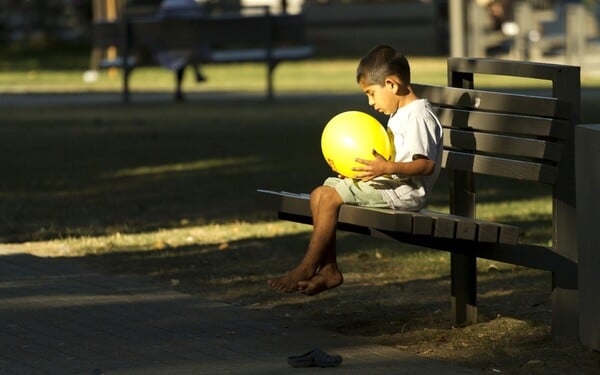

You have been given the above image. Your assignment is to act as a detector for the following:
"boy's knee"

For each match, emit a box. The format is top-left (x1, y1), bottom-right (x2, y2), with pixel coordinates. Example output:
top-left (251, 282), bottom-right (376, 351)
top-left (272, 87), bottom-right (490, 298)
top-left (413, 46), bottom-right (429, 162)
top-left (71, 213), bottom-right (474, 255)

top-left (312, 185), bottom-right (333, 198)
top-left (312, 185), bottom-right (343, 207)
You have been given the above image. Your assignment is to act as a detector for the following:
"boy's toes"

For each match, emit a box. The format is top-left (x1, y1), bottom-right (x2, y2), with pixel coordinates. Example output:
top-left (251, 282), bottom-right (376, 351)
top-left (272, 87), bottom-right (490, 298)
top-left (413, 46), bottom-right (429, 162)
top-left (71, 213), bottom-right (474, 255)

top-left (268, 278), bottom-right (299, 293)
top-left (297, 280), bottom-right (308, 292)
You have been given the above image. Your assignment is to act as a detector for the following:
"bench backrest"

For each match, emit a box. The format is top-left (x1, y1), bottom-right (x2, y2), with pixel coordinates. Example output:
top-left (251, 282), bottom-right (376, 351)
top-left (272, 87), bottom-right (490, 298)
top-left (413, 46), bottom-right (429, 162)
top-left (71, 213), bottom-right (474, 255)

top-left (414, 57), bottom-right (580, 262)
top-left (92, 10), bottom-right (310, 53)
top-left (413, 59), bottom-right (579, 185)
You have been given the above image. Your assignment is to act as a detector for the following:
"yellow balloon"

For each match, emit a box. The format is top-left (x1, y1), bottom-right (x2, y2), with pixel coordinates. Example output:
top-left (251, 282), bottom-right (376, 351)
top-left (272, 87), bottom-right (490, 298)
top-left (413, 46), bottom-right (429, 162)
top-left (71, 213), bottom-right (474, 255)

top-left (321, 111), bottom-right (392, 179)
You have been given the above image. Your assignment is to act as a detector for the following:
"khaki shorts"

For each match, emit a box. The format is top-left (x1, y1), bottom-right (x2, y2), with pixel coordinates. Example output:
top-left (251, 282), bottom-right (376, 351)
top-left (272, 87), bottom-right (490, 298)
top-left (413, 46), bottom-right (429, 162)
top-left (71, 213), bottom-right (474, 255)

top-left (324, 177), bottom-right (389, 208)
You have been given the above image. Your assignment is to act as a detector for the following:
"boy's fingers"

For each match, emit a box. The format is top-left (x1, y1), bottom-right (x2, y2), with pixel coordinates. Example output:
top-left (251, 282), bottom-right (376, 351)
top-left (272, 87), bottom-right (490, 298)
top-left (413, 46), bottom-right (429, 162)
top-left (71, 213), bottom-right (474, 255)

top-left (373, 149), bottom-right (387, 159)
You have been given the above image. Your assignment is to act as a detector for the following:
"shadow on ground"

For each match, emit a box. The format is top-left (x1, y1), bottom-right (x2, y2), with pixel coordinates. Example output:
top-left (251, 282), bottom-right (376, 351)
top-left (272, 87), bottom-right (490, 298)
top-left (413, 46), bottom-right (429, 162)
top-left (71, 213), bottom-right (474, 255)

top-left (0, 96), bottom-right (553, 243)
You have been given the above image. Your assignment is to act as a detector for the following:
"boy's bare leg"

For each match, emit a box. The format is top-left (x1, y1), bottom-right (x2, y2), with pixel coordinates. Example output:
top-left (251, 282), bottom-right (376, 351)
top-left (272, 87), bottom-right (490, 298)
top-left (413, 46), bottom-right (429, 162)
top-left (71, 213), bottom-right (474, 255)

top-left (268, 186), bottom-right (343, 293)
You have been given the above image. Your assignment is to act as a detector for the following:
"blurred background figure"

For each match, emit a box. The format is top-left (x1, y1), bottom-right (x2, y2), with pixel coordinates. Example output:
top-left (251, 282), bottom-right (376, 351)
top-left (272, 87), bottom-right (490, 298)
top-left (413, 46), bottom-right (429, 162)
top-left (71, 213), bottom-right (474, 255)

top-left (155, 0), bottom-right (212, 99)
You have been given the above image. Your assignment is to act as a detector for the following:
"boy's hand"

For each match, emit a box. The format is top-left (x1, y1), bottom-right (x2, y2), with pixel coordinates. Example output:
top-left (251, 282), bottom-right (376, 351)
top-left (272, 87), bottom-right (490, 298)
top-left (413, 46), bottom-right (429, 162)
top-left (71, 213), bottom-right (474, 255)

top-left (353, 149), bottom-right (389, 181)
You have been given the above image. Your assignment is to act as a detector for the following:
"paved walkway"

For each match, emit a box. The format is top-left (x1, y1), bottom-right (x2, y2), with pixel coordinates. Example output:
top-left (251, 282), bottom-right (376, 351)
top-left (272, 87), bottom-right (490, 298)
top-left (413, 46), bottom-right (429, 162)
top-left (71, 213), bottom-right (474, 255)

top-left (0, 250), bottom-right (482, 374)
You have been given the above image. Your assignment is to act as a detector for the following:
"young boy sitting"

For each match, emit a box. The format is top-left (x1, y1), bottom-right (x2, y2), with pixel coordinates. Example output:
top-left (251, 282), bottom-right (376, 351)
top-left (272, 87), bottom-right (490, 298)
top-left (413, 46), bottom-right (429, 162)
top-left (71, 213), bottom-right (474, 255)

top-left (269, 45), bottom-right (443, 296)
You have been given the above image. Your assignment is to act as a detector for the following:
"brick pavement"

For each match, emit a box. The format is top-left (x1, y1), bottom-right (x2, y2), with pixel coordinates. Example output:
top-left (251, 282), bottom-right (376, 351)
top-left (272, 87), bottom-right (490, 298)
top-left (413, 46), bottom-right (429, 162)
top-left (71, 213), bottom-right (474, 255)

top-left (0, 250), bottom-right (482, 374)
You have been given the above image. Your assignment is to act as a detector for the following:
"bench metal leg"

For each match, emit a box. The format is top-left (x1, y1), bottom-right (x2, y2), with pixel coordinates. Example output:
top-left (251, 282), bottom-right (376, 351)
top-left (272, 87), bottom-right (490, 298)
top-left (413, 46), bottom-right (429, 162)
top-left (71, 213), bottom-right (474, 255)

top-left (552, 286), bottom-right (579, 341)
top-left (267, 61), bottom-right (278, 101)
top-left (451, 253), bottom-right (477, 325)
top-left (575, 124), bottom-right (600, 350)
top-left (120, 16), bottom-right (131, 103)
top-left (175, 67), bottom-right (185, 102)
top-left (449, 169), bottom-right (477, 325)
top-left (122, 67), bottom-right (130, 103)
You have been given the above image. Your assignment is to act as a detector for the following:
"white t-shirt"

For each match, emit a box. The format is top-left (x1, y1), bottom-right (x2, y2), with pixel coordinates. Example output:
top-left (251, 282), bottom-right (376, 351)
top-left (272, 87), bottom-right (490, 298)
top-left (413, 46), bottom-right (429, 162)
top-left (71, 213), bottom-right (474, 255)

top-left (375, 99), bottom-right (443, 211)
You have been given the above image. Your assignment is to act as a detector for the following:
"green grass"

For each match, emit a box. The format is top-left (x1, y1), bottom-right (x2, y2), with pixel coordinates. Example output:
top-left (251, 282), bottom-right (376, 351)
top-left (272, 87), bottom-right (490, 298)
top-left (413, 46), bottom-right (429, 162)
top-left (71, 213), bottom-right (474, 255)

top-left (2, 49), bottom-right (600, 94)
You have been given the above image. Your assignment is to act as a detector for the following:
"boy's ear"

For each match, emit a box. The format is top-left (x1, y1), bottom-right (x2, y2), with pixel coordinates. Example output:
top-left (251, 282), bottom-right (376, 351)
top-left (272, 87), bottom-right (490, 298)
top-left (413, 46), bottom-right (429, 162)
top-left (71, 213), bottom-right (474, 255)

top-left (385, 76), bottom-right (410, 96)
top-left (384, 76), bottom-right (406, 95)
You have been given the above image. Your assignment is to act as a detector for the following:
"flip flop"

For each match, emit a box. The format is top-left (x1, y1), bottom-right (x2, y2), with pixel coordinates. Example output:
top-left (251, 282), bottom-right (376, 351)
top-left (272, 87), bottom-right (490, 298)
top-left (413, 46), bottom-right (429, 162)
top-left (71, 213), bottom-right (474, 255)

top-left (287, 347), bottom-right (343, 368)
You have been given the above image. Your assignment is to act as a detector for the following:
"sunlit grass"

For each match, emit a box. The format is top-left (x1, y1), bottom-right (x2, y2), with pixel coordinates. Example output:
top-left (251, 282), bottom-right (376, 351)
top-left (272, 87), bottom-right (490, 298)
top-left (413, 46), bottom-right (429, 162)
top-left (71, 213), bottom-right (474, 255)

top-left (1, 56), bottom-right (598, 94)
top-left (104, 157), bottom-right (263, 178)
top-left (2, 221), bottom-right (311, 257)
top-left (2, 188), bottom-right (552, 259)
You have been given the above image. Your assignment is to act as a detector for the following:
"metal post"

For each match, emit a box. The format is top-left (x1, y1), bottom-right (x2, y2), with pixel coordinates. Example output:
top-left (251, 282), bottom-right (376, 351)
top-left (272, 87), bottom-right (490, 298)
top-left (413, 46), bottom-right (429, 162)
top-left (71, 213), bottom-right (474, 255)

top-left (513, 1), bottom-right (533, 60)
top-left (566, 2), bottom-right (586, 66)
top-left (449, 0), bottom-right (465, 57)
top-left (448, 65), bottom-right (477, 326)
top-left (467, 0), bottom-right (485, 57)
top-left (550, 61), bottom-right (581, 341)
top-left (575, 124), bottom-right (600, 350)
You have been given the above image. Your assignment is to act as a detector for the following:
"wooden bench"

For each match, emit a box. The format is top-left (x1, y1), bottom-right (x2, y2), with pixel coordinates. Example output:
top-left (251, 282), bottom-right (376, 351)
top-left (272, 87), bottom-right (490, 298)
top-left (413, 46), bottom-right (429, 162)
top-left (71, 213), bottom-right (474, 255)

top-left (259, 57), bottom-right (582, 342)
top-left (91, 7), bottom-right (313, 101)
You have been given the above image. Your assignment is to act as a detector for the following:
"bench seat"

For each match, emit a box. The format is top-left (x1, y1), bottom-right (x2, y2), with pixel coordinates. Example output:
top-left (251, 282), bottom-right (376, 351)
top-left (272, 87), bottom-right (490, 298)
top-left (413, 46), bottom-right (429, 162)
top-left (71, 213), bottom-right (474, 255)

top-left (210, 46), bottom-right (314, 64)
top-left (99, 46), bottom-right (314, 69)
top-left (258, 190), bottom-right (520, 245)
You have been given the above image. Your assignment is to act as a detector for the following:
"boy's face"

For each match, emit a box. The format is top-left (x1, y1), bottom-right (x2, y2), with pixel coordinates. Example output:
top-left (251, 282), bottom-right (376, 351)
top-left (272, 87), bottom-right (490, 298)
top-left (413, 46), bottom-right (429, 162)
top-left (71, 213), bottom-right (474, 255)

top-left (359, 75), bottom-right (403, 116)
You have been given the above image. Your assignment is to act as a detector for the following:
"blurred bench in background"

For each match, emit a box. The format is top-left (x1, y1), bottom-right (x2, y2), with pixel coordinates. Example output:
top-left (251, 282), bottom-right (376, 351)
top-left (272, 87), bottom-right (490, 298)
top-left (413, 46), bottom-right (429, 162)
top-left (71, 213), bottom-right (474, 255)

top-left (91, 5), bottom-right (313, 101)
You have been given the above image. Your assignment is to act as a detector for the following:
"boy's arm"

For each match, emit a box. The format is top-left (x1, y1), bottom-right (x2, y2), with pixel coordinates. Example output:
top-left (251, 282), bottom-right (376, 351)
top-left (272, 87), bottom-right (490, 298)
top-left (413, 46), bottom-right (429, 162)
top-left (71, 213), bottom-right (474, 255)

top-left (353, 151), bottom-right (435, 182)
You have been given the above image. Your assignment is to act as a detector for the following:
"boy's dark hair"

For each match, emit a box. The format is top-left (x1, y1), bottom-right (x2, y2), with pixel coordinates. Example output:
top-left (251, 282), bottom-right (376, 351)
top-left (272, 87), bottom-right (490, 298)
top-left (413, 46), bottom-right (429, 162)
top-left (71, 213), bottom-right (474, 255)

top-left (356, 45), bottom-right (411, 86)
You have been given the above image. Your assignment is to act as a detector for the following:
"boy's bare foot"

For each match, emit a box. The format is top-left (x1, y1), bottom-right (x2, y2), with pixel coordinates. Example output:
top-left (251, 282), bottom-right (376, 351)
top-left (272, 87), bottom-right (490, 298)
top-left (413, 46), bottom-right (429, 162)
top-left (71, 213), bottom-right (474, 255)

top-left (268, 267), bottom-right (313, 293)
top-left (297, 264), bottom-right (343, 296)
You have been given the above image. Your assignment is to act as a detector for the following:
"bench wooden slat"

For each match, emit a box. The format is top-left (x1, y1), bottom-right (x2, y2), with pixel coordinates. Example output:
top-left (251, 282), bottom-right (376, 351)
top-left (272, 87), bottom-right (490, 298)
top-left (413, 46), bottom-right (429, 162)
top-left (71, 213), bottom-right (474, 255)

top-left (422, 210), bottom-right (477, 241)
top-left (498, 225), bottom-right (520, 245)
top-left (418, 210), bottom-right (456, 238)
top-left (129, 17), bottom-right (271, 47)
top-left (443, 128), bottom-right (563, 162)
top-left (433, 216), bottom-right (456, 239)
top-left (210, 46), bottom-right (313, 63)
top-left (412, 84), bottom-right (571, 119)
top-left (436, 108), bottom-right (569, 139)
top-left (477, 222), bottom-right (500, 243)
top-left (339, 205), bottom-right (413, 233)
top-left (447, 57), bottom-right (580, 82)
top-left (279, 192), bottom-right (311, 217)
top-left (412, 214), bottom-right (433, 236)
top-left (421, 210), bottom-right (520, 244)
top-left (442, 150), bottom-right (558, 183)
top-left (456, 221), bottom-right (478, 241)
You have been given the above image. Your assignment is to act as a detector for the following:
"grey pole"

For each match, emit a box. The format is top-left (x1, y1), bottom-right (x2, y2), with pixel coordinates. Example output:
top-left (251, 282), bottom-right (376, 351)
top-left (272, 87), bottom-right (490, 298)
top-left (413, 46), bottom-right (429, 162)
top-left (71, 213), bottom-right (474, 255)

top-left (449, 0), bottom-right (465, 57)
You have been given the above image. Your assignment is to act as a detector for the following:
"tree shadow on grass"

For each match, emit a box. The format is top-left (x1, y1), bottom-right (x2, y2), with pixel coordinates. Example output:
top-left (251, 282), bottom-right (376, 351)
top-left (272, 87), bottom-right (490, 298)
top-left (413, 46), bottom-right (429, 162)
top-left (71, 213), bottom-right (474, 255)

top-left (0, 96), bottom-right (553, 244)
top-left (0, 98), bottom-right (337, 242)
